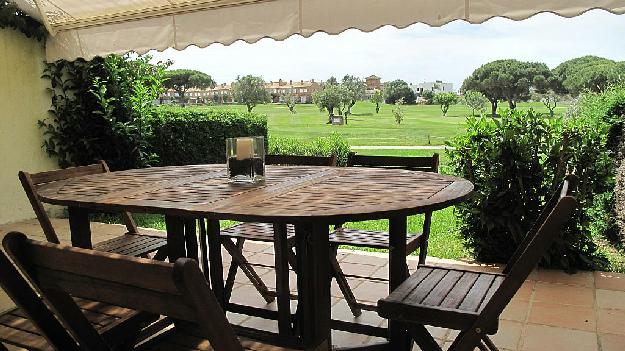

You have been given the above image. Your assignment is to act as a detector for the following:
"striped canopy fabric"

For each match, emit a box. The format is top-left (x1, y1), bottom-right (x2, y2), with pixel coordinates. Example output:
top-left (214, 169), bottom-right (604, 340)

top-left (13, 0), bottom-right (625, 61)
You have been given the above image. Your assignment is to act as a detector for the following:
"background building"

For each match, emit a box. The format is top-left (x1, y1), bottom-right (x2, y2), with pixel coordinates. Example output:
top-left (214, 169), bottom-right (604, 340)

top-left (412, 80), bottom-right (454, 96)
top-left (266, 79), bottom-right (321, 103)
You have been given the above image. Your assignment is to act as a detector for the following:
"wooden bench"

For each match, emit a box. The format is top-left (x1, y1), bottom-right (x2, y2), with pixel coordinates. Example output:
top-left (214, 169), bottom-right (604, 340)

top-left (377, 176), bottom-right (578, 351)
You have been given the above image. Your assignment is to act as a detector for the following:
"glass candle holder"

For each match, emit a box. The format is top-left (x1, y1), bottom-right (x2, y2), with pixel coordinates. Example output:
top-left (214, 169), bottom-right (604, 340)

top-left (226, 136), bottom-right (265, 183)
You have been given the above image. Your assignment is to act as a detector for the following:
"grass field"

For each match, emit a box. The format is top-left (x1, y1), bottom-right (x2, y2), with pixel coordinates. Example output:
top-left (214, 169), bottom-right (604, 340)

top-left (206, 101), bottom-right (569, 146)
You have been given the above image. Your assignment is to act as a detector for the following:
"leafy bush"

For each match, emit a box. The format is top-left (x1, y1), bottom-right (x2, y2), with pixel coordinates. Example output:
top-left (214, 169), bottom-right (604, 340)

top-left (150, 106), bottom-right (268, 166)
top-left (39, 55), bottom-right (169, 170)
top-left (448, 108), bottom-right (614, 271)
top-left (269, 133), bottom-right (351, 166)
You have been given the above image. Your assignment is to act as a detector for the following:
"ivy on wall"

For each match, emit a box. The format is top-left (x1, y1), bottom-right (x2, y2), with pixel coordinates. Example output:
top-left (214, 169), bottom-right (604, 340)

top-left (0, 1), bottom-right (47, 41)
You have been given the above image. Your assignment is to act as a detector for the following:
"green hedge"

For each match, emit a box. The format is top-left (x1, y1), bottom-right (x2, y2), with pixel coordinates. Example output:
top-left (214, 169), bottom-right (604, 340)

top-left (150, 106), bottom-right (268, 166)
top-left (268, 133), bottom-right (351, 166)
top-left (448, 107), bottom-right (614, 271)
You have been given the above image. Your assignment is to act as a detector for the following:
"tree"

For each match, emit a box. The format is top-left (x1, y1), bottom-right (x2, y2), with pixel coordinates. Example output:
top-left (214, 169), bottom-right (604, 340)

top-left (163, 69), bottom-right (215, 105)
top-left (371, 89), bottom-right (384, 113)
top-left (313, 84), bottom-right (346, 123)
top-left (392, 97), bottom-right (405, 125)
top-left (433, 92), bottom-right (459, 116)
top-left (462, 59), bottom-right (551, 116)
top-left (232, 75), bottom-right (270, 112)
top-left (341, 75), bottom-right (366, 115)
top-left (384, 80), bottom-right (416, 104)
top-left (538, 92), bottom-right (558, 118)
top-left (421, 90), bottom-right (435, 105)
top-left (552, 56), bottom-right (625, 95)
top-left (463, 90), bottom-right (488, 116)
top-left (284, 92), bottom-right (297, 114)
top-left (325, 76), bottom-right (339, 86)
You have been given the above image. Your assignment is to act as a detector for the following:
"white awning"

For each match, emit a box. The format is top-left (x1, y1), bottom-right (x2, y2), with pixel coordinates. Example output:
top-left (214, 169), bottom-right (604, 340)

top-left (13, 0), bottom-right (625, 62)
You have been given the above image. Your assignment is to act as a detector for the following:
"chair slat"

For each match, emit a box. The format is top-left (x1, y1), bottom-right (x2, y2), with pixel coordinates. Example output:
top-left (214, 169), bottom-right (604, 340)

top-left (457, 274), bottom-right (497, 312)
top-left (421, 270), bottom-right (464, 307)
top-left (439, 272), bottom-right (480, 309)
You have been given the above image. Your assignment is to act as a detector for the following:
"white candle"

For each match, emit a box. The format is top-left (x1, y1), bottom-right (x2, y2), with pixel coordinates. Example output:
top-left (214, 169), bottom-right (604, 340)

top-left (236, 137), bottom-right (254, 160)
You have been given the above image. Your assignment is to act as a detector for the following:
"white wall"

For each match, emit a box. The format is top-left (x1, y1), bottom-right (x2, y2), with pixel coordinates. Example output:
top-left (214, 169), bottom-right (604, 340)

top-left (0, 27), bottom-right (57, 224)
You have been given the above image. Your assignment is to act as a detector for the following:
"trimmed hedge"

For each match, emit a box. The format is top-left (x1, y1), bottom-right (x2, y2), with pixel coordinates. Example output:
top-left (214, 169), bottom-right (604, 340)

top-left (268, 133), bottom-right (351, 166)
top-left (150, 106), bottom-right (268, 166)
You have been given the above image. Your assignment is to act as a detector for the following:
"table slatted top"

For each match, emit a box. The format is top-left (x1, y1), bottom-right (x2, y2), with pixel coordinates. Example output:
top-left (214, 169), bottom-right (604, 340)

top-left (37, 165), bottom-right (473, 222)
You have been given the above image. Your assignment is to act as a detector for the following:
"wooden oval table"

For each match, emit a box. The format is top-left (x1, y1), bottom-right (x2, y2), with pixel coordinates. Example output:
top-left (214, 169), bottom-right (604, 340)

top-left (37, 164), bottom-right (473, 351)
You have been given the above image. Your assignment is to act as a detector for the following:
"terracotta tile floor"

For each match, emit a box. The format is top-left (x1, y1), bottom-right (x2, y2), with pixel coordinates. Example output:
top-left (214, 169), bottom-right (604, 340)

top-left (2, 218), bottom-right (625, 350)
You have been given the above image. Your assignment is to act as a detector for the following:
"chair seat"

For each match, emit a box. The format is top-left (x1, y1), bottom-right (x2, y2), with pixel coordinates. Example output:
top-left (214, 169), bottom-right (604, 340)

top-left (377, 265), bottom-right (504, 333)
top-left (220, 222), bottom-right (295, 242)
top-left (93, 234), bottom-right (167, 257)
top-left (0, 299), bottom-right (148, 351)
top-left (329, 227), bottom-right (423, 252)
top-left (140, 325), bottom-right (295, 351)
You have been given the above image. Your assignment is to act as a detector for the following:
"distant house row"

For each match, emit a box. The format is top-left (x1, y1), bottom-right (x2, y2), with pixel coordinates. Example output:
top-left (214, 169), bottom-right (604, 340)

top-left (159, 75), bottom-right (453, 105)
top-left (160, 79), bottom-right (322, 105)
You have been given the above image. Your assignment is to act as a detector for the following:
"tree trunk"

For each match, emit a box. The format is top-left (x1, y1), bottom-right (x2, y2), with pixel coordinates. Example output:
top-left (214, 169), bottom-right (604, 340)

top-left (508, 100), bottom-right (516, 110)
top-left (376, 104), bottom-right (380, 114)
top-left (247, 104), bottom-right (253, 112)
top-left (490, 100), bottom-right (498, 117)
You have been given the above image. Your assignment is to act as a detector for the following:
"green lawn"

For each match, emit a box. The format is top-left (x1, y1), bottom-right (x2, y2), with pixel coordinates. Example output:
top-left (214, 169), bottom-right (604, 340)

top-left (206, 101), bottom-right (568, 146)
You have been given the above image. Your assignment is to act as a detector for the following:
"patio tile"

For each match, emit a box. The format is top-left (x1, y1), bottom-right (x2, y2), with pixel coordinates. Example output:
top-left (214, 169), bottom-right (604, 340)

top-left (533, 282), bottom-right (594, 307)
top-left (339, 262), bottom-right (381, 278)
top-left (241, 241), bottom-right (272, 254)
top-left (331, 299), bottom-right (384, 326)
top-left (597, 309), bottom-right (625, 335)
top-left (520, 324), bottom-right (598, 351)
top-left (352, 280), bottom-right (389, 303)
top-left (340, 253), bottom-right (388, 267)
top-left (595, 271), bottom-right (625, 291)
top-left (501, 299), bottom-right (530, 322)
top-left (246, 252), bottom-right (277, 266)
top-left (596, 289), bottom-right (625, 310)
top-left (331, 330), bottom-right (370, 347)
top-left (512, 280), bottom-right (535, 301)
top-left (369, 264), bottom-right (390, 280)
top-left (490, 320), bottom-right (523, 350)
top-left (599, 333), bottom-right (625, 351)
top-left (527, 301), bottom-right (596, 331)
top-left (331, 278), bottom-right (364, 298)
top-left (239, 316), bottom-right (278, 333)
top-left (229, 284), bottom-right (277, 311)
top-left (534, 269), bottom-right (594, 287)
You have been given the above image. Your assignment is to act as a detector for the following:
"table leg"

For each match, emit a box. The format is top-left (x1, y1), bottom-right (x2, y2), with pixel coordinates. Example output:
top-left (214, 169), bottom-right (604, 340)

top-left (68, 207), bottom-right (92, 249)
top-left (184, 218), bottom-right (199, 262)
top-left (165, 215), bottom-right (186, 262)
top-left (273, 223), bottom-right (293, 336)
top-left (198, 219), bottom-right (210, 286)
top-left (388, 215), bottom-right (411, 351)
top-left (206, 219), bottom-right (225, 307)
top-left (294, 222), bottom-right (332, 351)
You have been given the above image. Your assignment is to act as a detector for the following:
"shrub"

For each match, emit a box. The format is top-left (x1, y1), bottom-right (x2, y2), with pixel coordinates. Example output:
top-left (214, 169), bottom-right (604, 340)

top-left (448, 108), bottom-right (613, 271)
top-left (268, 133), bottom-right (351, 166)
top-left (39, 55), bottom-right (169, 170)
top-left (150, 106), bottom-right (268, 166)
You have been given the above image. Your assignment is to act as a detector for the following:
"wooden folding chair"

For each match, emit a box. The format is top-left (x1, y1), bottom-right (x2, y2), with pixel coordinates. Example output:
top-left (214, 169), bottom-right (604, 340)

top-left (330, 154), bottom-right (440, 316)
top-left (19, 161), bottom-right (168, 258)
top-left (0, 235), bottom-right (160, 351)
top-left (2, 232), bottom-right (291, 351)
top-left (377, 176), bottom-right (578, 351)
top-left (219, 154), bottom-right (337, 304)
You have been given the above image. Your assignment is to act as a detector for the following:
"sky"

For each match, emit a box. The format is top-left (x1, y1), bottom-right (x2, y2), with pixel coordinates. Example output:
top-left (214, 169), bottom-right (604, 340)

top-left (149, 10), bottom-right (625, 90)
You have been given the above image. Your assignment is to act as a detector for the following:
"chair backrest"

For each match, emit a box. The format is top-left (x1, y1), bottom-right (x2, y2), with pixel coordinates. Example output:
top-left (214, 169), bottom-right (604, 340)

top-left (347, 153), bottom-right (439, 173)
top-left (2, 232), bottom-right (244, 351)
top-left (0, 243), bottom-right (80, 351)
top-left (265, 154), bottom-right (338, 167)
top-left (19, 160), bottom-right (138, 244)
top-left (474, 176), bottom-right (577, 332)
